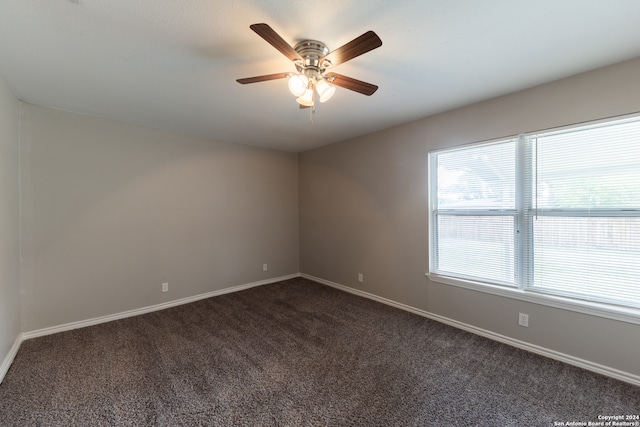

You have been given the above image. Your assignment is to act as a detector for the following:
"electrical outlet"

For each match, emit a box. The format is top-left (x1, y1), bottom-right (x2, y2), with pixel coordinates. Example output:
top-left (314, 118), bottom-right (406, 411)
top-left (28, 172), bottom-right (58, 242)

top-left (263, 263), bottom-right (268, 272)
top-left (358, 273), bottom-right (363, 283)
top-left (162, 282), bottom-right (169, 293)
top-left (518, 313), bottom-right (529, 327)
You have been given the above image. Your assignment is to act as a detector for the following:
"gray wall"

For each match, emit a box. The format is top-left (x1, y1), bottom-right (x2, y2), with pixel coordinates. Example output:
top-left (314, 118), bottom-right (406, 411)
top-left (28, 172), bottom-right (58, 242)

top-left (299, 58), bottom-right (640, 377)
top-left (0, 75), bottom-right (21, 372)
top-left (20, 104), bottom-right (299, 332)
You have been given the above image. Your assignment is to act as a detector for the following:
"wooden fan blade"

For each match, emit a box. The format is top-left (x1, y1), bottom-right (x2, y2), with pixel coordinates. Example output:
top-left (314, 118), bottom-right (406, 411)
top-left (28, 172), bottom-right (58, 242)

top-left (325, 73), bottom-right (378, 96)
top-left (321, 31), bottom-right (382, 67)
top-left (250, 23), bottom-right (302, 62)
top-left (236, 72), bottom-right (289, 84)
top-left (299, 104), bottom-right (311, 109)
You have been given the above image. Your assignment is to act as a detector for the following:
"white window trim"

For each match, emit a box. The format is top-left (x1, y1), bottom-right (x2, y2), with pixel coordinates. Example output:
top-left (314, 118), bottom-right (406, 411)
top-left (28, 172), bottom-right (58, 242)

top-left (426, 272), bottom-right (640, 325)
top-left (427, 114), bottom-right (640, 326)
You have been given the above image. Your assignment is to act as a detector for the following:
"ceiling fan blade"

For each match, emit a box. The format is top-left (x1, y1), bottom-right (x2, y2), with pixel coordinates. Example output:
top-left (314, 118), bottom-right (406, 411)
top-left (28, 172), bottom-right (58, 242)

top-left (325, 73), bottom-right (378, 96)
top-left (236, 72), bottom-right (289, 84)
top-left (250, 23), bottom-right (302, 62)
top-left (321, 31), bottom-right (382, 67)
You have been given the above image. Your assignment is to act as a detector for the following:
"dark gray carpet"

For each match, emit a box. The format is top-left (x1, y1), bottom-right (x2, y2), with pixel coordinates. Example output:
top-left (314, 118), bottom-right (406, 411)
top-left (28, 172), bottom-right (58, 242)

top-left (1, 277), bottom-right (638, 426)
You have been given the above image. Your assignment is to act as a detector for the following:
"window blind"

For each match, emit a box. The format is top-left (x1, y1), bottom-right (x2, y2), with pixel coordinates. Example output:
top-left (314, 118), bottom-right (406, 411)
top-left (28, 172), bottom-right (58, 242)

top-left (432, 139), bottom-right (517, 286)
top-left (430, 115), bottom-right (640, 310)
top-left (528, 117), bottom-right (640, 306)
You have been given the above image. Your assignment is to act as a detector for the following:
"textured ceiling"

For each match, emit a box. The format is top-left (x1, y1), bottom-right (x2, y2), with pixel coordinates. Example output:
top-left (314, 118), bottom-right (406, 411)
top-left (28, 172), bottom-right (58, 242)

top-left (1, 0), bottom-right (640, 152)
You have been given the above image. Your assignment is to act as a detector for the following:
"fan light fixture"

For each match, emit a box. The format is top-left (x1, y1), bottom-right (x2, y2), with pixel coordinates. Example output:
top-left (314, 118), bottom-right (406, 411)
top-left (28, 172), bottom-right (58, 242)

top-left (287, 74), bottom-right (308, 97)
top-left (315, 79), bottom-right (336, 103)
top-left (296, 87), bottom-right (315, 107)
top-left (288, 74), bottom-right (336, 106)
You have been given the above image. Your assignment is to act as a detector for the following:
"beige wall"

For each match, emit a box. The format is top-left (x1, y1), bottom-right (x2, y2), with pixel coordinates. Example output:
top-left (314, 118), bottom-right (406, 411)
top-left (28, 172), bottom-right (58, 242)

top-left (19, 104), bottom-right (299, 332)
top-left (299, 58), bottom-right (640, 377)
top-left (0, 74), bottom-right (21, 374)
top-left (5, 56), bottom-right (640, 381)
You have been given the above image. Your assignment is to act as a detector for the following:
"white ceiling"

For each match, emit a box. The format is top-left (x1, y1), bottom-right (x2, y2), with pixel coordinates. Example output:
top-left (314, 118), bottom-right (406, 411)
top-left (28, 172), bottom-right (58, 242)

top-left (1, 1), bottom-right (640, 152)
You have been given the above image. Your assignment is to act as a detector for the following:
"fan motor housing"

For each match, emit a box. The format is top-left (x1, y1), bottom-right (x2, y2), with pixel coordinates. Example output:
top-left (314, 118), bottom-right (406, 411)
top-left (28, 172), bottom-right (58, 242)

top-left (294, 40), bottom-right (331, 72)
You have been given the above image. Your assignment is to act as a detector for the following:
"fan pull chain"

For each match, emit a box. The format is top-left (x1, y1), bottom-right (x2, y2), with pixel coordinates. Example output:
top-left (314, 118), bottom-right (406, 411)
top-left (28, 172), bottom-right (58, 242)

top-left (309, 105), bottom-right (315, 123)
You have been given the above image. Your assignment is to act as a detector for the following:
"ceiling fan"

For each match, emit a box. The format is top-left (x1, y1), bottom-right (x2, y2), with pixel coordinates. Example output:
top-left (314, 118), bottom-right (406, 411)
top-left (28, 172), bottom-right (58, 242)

top-left (236, 23), bottom-right (382, 108)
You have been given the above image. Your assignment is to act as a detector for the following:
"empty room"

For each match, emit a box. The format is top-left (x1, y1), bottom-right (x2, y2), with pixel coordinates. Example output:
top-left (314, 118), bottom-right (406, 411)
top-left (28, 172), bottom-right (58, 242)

top-left (1, 1), bottom-right (639, 425)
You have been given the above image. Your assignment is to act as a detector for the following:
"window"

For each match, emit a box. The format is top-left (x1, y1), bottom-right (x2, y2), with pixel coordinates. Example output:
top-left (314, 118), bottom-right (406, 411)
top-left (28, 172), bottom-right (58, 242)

top-left (429, 115), bottom-right (640, 317)
top-left (431, 139), bottom-right (518, 286)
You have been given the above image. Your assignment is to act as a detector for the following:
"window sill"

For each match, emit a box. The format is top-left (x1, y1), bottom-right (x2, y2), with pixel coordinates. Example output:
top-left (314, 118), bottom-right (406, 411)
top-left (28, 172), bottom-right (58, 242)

top-left (426, 272), bottom-right (640, 325)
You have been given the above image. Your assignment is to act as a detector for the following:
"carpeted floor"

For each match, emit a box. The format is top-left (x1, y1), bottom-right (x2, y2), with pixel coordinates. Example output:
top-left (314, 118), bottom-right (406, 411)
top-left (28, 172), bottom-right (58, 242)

top-left (1, 277), bottom-right (638, 426)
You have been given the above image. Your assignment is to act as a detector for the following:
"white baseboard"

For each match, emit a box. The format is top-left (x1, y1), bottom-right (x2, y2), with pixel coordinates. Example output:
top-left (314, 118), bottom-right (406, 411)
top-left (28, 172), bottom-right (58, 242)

top-left (0, 333), bottom-right (24, 384)
top-left (22, 273), bottom-right (300, 341)
top-left (10, 272), bottom-right (638, 388)
top-left (301, 273), bottom-right (640, 388)
top-left (4, 274), bottom-right (300, 383)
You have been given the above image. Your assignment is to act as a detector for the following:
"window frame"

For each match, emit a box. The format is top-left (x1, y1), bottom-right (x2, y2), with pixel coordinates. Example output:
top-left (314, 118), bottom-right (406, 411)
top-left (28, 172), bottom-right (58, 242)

top-left (427, 116), bottom-right (640, 325)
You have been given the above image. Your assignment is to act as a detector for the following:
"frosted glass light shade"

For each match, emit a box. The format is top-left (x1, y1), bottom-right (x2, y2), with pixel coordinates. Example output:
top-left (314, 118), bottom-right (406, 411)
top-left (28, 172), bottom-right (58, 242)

top-left (288, 74), bottom-right (309, 97)
top-left (316, 79), bottom-right (335, 103)
top-left (296, 88), bottom-right (314, 106)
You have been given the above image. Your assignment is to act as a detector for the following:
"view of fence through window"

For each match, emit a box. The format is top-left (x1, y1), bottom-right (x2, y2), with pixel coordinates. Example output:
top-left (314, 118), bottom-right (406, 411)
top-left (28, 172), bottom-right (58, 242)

top-left (530, 119), bottom-right (640, 305)
top-left (434, 139), bottom-right (517, 285)
top-left (430, 116), bottom-right (640, 309)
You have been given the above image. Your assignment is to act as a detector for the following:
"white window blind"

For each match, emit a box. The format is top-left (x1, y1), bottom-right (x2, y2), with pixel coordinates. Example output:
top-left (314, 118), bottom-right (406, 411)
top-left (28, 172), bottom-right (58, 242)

top-left (429, 115), bottom-right (640, 311)
top-left (431, 139), bottom-right (518, 286)
top-left (528, 117), bottom-right (640, 306)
